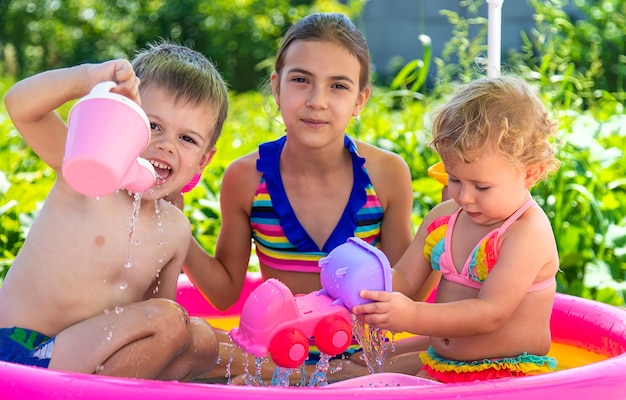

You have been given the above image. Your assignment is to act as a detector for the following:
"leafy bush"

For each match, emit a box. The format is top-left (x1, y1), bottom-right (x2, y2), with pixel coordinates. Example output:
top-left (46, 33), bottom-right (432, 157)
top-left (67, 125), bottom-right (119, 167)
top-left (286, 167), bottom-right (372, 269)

top-left (518, 0), bottom-right (625, 111)
top-left (0, 0), bottom-right (367, 93)
top-left (0, 78), bottom-right (56, 280)
top-left (533, 112), bottom-right (626, 304)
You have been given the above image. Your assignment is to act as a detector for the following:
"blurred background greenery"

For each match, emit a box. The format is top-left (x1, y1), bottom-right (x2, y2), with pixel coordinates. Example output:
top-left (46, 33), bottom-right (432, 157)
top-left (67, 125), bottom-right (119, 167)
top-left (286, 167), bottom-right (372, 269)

top-left (0, 0), bottom-right (625, 305)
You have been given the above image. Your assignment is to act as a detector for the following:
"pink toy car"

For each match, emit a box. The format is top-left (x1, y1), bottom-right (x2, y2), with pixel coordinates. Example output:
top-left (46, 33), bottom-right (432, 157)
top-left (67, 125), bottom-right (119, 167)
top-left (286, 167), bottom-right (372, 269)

top-left (230, 278), bottom-right (352, 368)
top-left (229, 237), bottom-right (391, 369)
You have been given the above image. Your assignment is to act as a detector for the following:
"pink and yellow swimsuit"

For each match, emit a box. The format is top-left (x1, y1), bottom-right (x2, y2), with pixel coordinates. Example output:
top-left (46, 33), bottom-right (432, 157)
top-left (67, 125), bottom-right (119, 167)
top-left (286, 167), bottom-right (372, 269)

top-left (420, 198), bottom-right (557, 383)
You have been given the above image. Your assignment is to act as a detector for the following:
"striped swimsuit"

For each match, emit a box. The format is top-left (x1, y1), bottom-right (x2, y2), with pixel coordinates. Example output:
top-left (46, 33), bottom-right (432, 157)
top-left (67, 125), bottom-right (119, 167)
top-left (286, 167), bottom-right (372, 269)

top-left (250, 135), bottom-right (383, 273)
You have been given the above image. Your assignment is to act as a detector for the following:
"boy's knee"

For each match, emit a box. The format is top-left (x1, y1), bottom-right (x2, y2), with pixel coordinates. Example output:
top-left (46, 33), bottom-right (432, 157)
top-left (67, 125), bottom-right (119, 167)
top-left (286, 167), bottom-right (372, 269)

top-left (143, 298), bottom-right (190, 339)
top-left (189, 317), bottom-right (219, 373)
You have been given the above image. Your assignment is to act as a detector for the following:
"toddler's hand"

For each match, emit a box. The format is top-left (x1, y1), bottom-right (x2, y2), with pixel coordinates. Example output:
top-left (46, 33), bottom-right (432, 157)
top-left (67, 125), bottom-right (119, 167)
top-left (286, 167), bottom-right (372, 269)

top-left (353, 290), bottom-right (415, 332)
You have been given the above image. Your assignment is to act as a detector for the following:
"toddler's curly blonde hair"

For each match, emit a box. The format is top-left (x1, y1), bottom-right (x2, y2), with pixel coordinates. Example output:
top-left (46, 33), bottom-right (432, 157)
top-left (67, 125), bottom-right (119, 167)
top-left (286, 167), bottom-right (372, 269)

top-left (431, 76), bottom-right (559, 180)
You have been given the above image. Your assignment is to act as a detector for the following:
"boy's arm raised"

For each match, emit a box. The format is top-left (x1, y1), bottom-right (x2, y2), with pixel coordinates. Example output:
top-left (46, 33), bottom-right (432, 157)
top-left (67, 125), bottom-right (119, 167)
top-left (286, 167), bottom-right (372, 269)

top-left (4, 60), bottom-right (139, 171)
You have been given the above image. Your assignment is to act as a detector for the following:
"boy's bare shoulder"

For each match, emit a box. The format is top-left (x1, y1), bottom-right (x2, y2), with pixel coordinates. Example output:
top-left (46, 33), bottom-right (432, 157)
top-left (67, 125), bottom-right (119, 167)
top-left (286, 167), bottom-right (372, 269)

top-left (158, 198), bottom-right (191, 234)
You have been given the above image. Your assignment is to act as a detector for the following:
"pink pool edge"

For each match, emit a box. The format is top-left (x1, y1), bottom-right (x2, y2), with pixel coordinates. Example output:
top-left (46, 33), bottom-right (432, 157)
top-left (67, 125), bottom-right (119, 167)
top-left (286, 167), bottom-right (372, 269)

top-left (1, 272), bottom-right (626, 400)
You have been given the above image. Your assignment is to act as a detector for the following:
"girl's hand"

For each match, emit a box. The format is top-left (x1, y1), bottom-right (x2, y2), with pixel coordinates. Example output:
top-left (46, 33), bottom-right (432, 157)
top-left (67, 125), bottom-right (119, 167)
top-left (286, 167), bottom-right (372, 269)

top-left (352, 290), bottom-right (417, 332)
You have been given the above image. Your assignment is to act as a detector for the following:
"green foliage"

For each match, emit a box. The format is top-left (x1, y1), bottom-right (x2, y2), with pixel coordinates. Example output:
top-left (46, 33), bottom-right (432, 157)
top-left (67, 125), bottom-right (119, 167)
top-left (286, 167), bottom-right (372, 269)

top-left (0, 78), bottom-right (55, 283)
top-left (532, 112), bottom-right (626, 304)
top-left (354, 89), bottom-right (441, 224)
top-left (389, 34), bottom-right (432, 94)
top-left (0, 0), bottom-right (367, 93)
top-left (132, 0), bottom-right (302, 93)
top-left (434, 0), bottom-right (489, 87)
top-left (517, 0), bottom-right (625, 111)
top-left (1, 1), bottom-right (138, 75)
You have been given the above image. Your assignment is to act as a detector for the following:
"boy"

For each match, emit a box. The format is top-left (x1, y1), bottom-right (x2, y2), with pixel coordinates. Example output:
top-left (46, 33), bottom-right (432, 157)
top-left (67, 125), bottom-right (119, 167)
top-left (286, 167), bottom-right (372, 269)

top-left (0, 42), bottom-right (228, 381)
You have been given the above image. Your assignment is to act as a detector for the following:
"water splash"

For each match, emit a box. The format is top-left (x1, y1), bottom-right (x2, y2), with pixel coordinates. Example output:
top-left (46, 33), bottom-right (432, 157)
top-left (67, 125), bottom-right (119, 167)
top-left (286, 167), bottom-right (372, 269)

top-left (308, 353), bottom-right (331, 387)
top-left (297, 364), bottom-right (307, 386)
top-left (251, 358), bottom-right (265, 386)
top-left (351, 315), bottom-right (388, 374)
top-left (104, 324), bottom-right (116, 341)
top-left (154, 199), bottom-right (163, 231)
top-left (124, 192), bottom-right (143, 269)
top-left (225, 345), bottom-right (235, 384)
top-left (271, 367), bottom-right (292, 387)
top-left (153, 269), bottom-right (162, 294)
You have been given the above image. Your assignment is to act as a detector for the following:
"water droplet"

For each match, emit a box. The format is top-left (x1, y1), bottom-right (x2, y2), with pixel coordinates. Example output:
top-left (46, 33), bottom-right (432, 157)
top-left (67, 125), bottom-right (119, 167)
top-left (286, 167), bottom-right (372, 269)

top-left (119, 282), bottom-right (128, 290)
top-left (114, 306), bottom-right (123, 314)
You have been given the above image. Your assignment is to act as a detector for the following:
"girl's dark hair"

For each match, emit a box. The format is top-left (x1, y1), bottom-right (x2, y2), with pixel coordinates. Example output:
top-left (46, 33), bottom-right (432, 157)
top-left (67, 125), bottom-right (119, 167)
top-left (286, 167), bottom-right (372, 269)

top-left (274, 13), bottom-right (371, 92)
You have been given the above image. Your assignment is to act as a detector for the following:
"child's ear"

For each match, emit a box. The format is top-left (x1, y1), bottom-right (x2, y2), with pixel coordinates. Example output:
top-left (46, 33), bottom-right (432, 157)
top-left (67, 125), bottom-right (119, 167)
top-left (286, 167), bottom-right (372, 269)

top-left (197, 146), bottom-right (217, 173)
top-left (524, 163), bottom-right (546, 188)
top-left (181, 146), bottom-right (217, 193)
top-left (270, 71), bottom-right (280, 107)
top-left (353, 86), bottom-right (371, 116)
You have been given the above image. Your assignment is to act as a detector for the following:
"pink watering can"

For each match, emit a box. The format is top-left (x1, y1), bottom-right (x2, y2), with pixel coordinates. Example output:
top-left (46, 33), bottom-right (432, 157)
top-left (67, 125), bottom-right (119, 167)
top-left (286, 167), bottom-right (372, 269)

top-left (62, 81), bottom-right (156, 197)
top-left (230, 237), bottom-right (392, 368)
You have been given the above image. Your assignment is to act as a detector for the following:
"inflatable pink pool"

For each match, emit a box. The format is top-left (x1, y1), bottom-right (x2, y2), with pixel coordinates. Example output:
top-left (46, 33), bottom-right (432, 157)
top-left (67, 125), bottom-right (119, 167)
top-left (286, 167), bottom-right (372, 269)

top-left (1, 272), bottom-right (625, 399)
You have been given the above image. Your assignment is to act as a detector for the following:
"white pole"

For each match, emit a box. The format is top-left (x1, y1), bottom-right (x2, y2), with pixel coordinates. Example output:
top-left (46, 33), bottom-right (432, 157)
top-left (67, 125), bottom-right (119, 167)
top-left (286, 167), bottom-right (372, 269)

top-left (486, 0), bottom-right (504, 78)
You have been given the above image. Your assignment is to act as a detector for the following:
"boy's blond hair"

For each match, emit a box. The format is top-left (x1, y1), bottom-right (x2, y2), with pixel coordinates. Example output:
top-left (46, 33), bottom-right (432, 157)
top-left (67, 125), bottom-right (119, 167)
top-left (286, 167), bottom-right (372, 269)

top-left (132, 41), bottom-right (228, 149)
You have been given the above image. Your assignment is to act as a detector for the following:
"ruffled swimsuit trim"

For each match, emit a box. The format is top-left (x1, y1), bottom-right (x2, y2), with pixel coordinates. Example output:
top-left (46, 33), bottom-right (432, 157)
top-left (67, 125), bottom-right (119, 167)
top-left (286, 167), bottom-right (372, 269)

top-left (250, 135), bottom-right (383, 273)
top-left (420, 346), bottom-right (557, 383)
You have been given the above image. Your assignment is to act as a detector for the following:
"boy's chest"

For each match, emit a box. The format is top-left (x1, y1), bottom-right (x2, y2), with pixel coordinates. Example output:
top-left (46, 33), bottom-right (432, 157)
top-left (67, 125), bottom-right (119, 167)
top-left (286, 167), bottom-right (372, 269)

top-left (45, 198), bottom-right (174, 275)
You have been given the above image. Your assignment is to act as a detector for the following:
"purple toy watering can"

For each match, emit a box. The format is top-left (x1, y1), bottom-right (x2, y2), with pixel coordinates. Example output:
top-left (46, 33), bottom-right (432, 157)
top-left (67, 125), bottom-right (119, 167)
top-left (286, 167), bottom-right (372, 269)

top-left (319, 237), bottom-right (392, 310)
